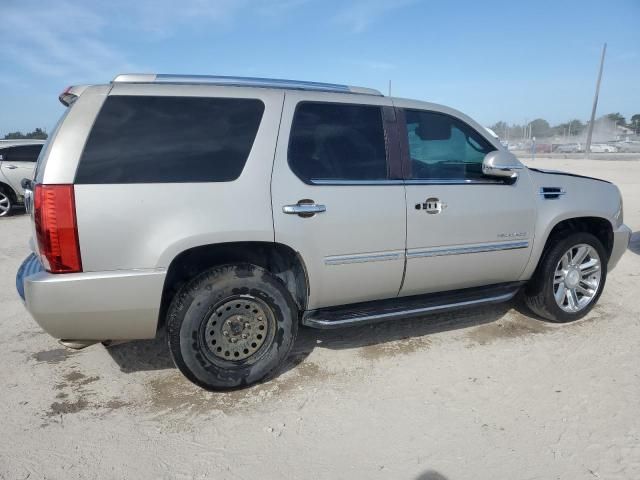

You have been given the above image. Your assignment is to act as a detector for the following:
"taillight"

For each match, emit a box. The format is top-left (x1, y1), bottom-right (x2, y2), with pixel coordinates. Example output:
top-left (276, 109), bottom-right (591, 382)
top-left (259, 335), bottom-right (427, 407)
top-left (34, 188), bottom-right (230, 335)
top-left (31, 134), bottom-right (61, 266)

top-left (34, 184), bottom-right (82, 273)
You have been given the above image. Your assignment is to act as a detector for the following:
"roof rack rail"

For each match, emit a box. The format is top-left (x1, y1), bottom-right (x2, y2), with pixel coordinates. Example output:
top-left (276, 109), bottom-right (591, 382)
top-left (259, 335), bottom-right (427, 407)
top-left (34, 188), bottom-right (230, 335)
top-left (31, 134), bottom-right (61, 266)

top-left (111, 73), bottom-right (383, 96)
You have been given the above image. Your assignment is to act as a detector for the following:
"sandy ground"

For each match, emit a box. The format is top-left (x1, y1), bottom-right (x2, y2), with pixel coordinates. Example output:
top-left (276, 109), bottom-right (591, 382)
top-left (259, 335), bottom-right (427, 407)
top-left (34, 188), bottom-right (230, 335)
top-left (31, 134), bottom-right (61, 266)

top-left (1, 158), bottom-right (639, 480)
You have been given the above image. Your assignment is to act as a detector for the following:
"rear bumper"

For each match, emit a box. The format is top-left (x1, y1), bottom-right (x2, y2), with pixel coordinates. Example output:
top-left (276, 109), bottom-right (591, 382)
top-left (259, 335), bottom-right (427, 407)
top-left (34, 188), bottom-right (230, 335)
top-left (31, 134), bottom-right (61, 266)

top-left (16, 254), bottom-right (165, 341)
top-left (608, 224), bottom-right (632, 271)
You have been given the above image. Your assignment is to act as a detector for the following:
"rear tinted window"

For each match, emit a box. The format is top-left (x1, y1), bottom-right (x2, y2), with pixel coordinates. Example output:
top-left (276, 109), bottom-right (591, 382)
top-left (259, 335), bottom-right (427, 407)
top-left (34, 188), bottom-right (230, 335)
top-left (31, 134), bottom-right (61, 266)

top-left (75, 96), bottom-right (264, 184)
top-left (0, 144), bottom-right (43, 162)
top-left (288, 102), bottom-right (387, 182)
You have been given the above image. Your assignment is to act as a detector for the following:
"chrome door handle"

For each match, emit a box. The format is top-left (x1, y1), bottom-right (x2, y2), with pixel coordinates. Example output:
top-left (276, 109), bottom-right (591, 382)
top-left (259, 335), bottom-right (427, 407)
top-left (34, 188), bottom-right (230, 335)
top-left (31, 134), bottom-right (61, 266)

top-left (5, 165), bottom-right (17, 170)
top-left (283, 202), bottom-right (326, 216)
top-left (415, 197), bottom-right (446, 214)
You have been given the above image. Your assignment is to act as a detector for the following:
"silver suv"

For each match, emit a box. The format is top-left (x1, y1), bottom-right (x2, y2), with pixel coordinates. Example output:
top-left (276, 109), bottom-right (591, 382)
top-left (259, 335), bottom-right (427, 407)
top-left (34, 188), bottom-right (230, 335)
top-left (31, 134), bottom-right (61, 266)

top-left (16, 74), bottom-right (631, 390)
top-left (0, 140), bottom-right (44, 217)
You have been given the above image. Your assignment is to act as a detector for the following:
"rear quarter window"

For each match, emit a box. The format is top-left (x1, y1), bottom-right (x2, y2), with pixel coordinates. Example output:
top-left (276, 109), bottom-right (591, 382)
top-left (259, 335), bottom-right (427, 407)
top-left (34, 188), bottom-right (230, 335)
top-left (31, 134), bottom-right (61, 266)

top-left (75, 96), bottom-right (265, 184)
top-left (1, 144), bottom-right (43, 162)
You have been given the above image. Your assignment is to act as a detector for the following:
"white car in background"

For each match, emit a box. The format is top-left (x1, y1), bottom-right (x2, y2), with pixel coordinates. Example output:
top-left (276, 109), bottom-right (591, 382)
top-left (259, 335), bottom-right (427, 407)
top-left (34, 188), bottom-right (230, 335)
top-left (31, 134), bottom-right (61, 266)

top-left (0, 140), bottom-right (44, 217)
top-left (615, 141), bottom-right (640, 153)
top-left (555, 143), bottom-right (582, 153)
top-left (590, 143), bottom-right (617, 153)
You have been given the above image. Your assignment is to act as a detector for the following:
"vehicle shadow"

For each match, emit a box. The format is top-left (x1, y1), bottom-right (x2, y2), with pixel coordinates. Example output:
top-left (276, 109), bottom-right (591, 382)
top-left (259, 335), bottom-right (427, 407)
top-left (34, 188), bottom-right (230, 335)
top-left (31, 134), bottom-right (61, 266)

top-left (415, 471), bottom-right (449, 480)
top-left (282, 301), bottom-right (513, 376)
top-left (106, 332), bottom-right (175, 373)
top-left (9, 205), bottom-right (26, 216)
top-left (628, 231), bottom-right (640, 255)
top-left (106, 301), bottom-right (514, 375)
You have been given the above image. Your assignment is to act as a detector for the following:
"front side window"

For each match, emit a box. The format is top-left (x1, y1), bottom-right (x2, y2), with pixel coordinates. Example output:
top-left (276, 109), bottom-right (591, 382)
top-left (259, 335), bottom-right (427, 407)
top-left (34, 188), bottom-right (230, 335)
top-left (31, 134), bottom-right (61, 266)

top-left (404, 110), bottom-right (495, 181)
top-left (288, 102), bottom-right (388, 182)
top-left (1, 144), bottom-right (43, 162)
top-left (76, 96), bottom-right (265, 184)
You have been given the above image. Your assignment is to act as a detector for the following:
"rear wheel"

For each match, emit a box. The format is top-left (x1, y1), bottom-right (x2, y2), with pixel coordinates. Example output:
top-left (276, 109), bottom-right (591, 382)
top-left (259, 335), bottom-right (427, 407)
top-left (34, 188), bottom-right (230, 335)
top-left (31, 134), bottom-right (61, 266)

top-left (167, 264), bottom-right (298, 390)
top-left (0, 188), bottom-right (13, 217)
top-left (523, 232), bottom-right (607, 322)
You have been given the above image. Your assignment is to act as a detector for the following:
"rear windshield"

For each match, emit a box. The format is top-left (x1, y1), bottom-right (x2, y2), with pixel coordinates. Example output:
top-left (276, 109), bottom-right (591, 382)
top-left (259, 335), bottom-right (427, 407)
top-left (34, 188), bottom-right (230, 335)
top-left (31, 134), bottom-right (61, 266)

top-left (75, 95), bottom-right (265, 184)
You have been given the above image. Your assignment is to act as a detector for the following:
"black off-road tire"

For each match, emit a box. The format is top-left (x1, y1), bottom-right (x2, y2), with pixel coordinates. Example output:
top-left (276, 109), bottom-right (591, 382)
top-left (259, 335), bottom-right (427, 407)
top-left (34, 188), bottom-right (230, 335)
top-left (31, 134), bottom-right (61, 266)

top-left (167, 264), bottom-right (298, 390)
top-left (523, 232), bottom-right (607, 323)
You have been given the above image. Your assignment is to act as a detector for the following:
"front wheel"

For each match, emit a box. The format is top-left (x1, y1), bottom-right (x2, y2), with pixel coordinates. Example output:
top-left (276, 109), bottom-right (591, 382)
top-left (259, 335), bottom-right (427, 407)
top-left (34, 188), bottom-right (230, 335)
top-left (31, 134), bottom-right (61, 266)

top-left (523, 232), bottom-right (607, 322)
top-left (167, 264), bottom-right (298, 390)
top-left (0, 188), bottom-right (13, 217)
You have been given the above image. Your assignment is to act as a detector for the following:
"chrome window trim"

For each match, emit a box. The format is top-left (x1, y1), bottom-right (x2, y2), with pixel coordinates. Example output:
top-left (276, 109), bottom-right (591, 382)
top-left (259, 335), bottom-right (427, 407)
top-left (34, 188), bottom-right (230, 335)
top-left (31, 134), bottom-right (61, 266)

top-left (311, 179), bottom-right (404, 185)
top-left (404, 178), bottom-right (506, 185)
top-left (325, 251), bottom-right (404, 266)
top-left (407, 240), bottom-right (529, 259)
top-left (309, 178), bottom-right (506, 186)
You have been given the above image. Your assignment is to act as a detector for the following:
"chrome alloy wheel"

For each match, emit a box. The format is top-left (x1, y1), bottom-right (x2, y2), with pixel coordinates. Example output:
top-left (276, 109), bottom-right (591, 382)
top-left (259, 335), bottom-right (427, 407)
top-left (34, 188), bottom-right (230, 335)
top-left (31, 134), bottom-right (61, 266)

top-left (203, 297), bottom-right (272, 361)
top-left (553, 243), bottom-right (602, 313)
top-left (0, 191), bottom-right (10, 217)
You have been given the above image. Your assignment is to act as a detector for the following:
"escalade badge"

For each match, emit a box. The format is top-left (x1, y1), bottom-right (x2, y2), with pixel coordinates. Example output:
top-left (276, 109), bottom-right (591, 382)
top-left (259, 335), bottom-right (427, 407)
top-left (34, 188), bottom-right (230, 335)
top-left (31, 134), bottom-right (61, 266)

top-left (498, 232), bottom-right (527, 238)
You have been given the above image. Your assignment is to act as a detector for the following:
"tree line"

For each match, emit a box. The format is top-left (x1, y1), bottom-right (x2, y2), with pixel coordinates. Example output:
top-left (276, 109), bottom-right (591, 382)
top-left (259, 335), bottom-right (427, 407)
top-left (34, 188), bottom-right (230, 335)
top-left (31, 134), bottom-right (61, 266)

top-left (3, 128), bottom-right (48, 140)
top-left (490, 113), bottom-right (640, 140)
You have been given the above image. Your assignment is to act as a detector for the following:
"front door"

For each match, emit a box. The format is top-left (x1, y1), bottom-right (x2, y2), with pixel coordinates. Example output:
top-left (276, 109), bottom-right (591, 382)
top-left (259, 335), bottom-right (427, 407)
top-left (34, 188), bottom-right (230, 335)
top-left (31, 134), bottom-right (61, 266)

top-left (395, 105), bottom-right (536, 297)
top-left (271, 92), bottom-right (406, 310)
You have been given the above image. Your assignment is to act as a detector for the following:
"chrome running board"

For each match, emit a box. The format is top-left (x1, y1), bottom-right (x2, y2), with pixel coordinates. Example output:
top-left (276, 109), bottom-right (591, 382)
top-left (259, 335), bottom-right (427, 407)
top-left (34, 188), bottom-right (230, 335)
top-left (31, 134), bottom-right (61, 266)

top-left (302, 282), bottom-right (522, 329)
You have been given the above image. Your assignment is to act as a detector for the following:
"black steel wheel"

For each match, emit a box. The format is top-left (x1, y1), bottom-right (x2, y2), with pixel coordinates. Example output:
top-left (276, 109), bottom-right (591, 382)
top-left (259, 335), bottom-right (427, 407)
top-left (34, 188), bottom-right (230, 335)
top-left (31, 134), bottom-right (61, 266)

top-left (167, 264), bottom-right (298, 390)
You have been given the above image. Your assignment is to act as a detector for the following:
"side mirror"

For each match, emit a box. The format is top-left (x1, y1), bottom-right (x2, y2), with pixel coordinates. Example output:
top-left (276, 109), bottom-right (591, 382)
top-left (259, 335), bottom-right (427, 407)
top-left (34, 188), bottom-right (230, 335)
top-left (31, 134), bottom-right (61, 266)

top-left (482, 150), bottom-right (523, 179)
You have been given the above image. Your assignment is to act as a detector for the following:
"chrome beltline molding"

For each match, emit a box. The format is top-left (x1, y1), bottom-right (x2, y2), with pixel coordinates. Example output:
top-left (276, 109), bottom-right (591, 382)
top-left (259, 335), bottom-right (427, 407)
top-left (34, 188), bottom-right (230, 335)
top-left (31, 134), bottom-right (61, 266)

top-left (325, 251), bottom-right (404, 265)
top-left (325, 240), bottom-right (529, 266)
top-left (407, 240), bottom-right (529, 259)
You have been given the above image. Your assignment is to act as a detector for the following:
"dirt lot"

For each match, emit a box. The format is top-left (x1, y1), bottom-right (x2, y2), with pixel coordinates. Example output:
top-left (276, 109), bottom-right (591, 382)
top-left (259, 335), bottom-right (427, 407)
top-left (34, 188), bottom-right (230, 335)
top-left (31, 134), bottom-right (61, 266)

top-left (1, 158), bottom-right (639, 479)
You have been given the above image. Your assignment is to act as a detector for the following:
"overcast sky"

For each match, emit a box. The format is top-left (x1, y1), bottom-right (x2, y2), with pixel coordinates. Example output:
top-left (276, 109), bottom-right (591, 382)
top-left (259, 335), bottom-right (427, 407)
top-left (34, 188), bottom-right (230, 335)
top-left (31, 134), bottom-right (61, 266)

top-left (1, 0), bottom-right (638, 135)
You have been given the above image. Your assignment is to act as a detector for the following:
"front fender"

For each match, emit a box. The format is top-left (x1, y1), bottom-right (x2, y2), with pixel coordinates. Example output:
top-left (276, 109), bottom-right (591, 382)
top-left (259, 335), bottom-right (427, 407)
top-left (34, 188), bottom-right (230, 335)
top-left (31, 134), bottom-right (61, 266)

top-left (520, 170), bottom-right (621, 280)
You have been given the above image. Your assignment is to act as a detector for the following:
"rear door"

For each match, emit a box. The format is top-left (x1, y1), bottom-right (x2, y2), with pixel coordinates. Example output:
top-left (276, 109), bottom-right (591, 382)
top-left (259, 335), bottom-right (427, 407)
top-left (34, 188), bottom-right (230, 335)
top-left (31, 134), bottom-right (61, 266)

top-left (396, 105), bottom-right (536, 297)
top-left (0, 145), bottom-right (41, 196)
top-left (271, 92), bottom-right (406, 310)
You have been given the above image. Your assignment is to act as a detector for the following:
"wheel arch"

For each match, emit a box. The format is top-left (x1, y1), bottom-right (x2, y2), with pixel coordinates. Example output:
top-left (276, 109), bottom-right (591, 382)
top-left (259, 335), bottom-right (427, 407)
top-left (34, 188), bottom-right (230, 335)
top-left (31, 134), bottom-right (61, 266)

top-left (524, 215), bottom-right (614, 282)
top-left (0, 181), bottom-right (18, 202)
top-left (158, 241), bottom-right (309, 329)
top-left (543, 216), bottom-right (613, 259)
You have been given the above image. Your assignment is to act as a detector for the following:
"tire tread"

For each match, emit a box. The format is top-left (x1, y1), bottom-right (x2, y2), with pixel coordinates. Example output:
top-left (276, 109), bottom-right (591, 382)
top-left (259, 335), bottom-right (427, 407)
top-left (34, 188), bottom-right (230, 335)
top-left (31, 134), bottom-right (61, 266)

top-left (166, 263), bottom-right (298, 390)
top-left (523, 232), bottom-right (607, 323)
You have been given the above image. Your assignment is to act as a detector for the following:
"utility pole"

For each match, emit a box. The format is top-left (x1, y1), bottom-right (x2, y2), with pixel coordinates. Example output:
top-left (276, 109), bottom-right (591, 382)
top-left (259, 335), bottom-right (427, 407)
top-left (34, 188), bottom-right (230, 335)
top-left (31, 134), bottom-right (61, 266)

top-left (388, 80), bottom-right (392, 97)
top-left (585, 43), bottom-right (607, 158)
